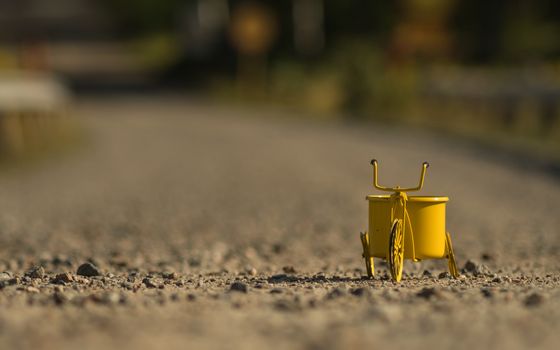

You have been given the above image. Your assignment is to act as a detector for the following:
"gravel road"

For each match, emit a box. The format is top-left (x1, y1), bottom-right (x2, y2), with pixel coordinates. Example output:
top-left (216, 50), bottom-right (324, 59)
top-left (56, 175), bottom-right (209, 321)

top-left (0, 96), bottom-right (559, 350)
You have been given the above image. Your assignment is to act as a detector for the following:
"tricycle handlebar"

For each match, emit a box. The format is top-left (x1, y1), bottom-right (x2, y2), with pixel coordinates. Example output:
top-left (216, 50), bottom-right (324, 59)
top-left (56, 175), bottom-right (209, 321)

top-left (371, 159), bottom-right (429, 192)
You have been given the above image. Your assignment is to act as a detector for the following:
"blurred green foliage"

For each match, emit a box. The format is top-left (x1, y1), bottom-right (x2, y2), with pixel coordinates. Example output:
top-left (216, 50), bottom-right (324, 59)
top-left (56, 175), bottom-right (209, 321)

top-left (101, 0), bottom-right (187, 35)
top-left (96, 0), bottom-right (560, 154)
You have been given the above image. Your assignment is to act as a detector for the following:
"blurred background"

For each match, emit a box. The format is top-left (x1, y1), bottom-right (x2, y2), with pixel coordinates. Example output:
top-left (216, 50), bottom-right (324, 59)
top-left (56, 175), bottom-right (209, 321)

top-left (0, 0), bottom-right (559, 161)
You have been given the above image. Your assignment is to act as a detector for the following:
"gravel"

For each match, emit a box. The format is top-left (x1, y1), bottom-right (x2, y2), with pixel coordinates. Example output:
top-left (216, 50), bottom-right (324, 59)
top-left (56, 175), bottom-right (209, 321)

top-left (25, 266), bottom-right (45, 279)
top-left (0, 98), bottom-right (558, 350)
top-left (230, 281), bottom-right (248, 293)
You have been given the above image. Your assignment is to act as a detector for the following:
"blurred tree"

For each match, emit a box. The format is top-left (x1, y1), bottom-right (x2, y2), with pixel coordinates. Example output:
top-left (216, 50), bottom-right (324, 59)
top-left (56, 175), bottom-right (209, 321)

top-left (452, 0), bottom-right (560, 63)
top-left (101, 0), bottom-right (188, 36)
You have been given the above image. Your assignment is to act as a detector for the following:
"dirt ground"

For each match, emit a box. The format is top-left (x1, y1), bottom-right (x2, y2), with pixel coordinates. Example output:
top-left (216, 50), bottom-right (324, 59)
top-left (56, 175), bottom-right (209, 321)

top-left (0, 96), bottom-right (559, 350)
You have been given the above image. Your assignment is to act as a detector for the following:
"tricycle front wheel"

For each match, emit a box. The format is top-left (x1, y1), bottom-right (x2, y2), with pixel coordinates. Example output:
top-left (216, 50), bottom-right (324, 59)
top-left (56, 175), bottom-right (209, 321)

top-left (389, 219), bottom-right (404, 282)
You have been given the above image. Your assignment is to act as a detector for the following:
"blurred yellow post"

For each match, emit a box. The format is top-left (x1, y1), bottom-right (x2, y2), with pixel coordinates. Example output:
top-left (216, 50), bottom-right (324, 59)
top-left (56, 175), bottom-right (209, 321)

top-left (229, 2), bottom-right (277, 95)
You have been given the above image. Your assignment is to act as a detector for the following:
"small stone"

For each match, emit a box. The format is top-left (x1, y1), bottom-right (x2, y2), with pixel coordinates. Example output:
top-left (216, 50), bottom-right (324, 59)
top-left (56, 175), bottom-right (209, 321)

top-left (52, 255), bottom-right (72, 266)
top-left (0, 272), bottom-right (12, 281)
top-left (463, 260), bottom-right (477, 273)
top-left (481, 288), bottom-right (493, 298)
top-left (268, 274), bottom-right (297, 283)
top-left (270, 288), bottom-right (284, 294)
top-left (25, 266), bottom-right (45, 279)
top-left (492, 276), bottom-right (503, 283)
top-left (423, 270), bottom-right (432, 277)
top-left (142, 277), bottom-right (158, 288)
top-left (481, 253), bottom-right (493, 261)
top-left (271, 243), bottom-right (285, 254)
top-left (416, 287), bottom-right (439, 300)
top-left (350, 287), bottom-right (370, 297)
top-left (76, 262), bottom-right (101, 277)
top-left (52, 272), bottom-right (74, 284)
top-left (247, 267), bottom-right (257, 276)
top-left (282, 266), bottom-right (297, 274)
top-left (122, 282), bottom-right (135, 290)
top-left (162, 271), bottom-right (178, 280)
top-left (230, 281), bottom-right (248, 293)
top-left (274, 299), bottom-right (301, 312)
top-left (187, 294), bottom-right (197, 301)
top-left (463, 260), bottom-right (491, 276)
top-left (26, 286), bottom-right (40, 293)
top-left (91, 292), bottom-right (121, 305)
top-left (524, 293), bottom-right (544, 307)
top-left (105, 292), bottom-right (121, 304)
top-left (326, 288), bottom-right (346, 299)
top-left (53, 292), bottom-right (69, 305)
top-left (438, 272), bottom-right (450, 279)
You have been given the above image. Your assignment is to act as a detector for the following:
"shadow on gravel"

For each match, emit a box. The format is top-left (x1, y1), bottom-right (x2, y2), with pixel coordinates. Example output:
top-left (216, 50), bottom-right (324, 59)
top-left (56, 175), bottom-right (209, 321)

top-left (267, 274), bottom-right (366, 284)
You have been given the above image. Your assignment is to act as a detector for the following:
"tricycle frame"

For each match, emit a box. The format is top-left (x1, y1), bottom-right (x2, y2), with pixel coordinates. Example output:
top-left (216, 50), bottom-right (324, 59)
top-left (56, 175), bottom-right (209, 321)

top-left (360, 159), bottom-right (459, 282)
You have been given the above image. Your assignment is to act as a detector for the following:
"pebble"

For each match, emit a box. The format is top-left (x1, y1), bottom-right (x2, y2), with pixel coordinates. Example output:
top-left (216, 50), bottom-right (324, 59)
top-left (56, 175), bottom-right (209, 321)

top-left (142, 278), bottom-right (159, 288)
top-left (463, 260), bottom-right (490, 276)
top-left (52, 272), bottom-right (74, 284)
top-left (230, 281), bottom-right (248, 293)
top-left (423, 270), bottom-right (432, 277)
top-left (480, 288), bottom-right (493, 298)
top-left (77, 262), bottom-right (101, 277)
top-left (0, 274), bottom-right (15, 289)
top-left (25, 266), bottom-right (45, 279)
top-left (0, 271), bottom-right (12, 281)
top-left (162, 271), bottom-right (178, 280)
top-left (350, 287), bottom-right (370, 297)
top-left (481, 253), bottom-right (493, 261)
top-left (326, 288), bottom-right (346, 299)
top-left (52, 255), bottom-right (73, 266)
top-left (53, 292), bottom-right (69, 305)
top-left (524, 293), bottom-right (544, 307)
top-left (268, 274), bottom-right (298, 283)
top-left (93, 292), bottom-right (121, 305)
top-left (416, 287), bottom-right (439, 300)
top-left (463, 260), bottom-right (477, 273)
top-left (438, 272), bottom-right (450, 279)
top-left (273, 299), bottom-right (301, 312)
top-left (270, 288), bottom-right (284, 294)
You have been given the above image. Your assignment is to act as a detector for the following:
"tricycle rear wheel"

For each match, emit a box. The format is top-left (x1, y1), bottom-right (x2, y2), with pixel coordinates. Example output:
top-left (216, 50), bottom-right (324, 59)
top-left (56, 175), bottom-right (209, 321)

top-left (360, 232), bottom-right (375, 277)
top-left (445, 232), bottom-right (459, 278)
top-left (389, 219), bottom-right (404, 282)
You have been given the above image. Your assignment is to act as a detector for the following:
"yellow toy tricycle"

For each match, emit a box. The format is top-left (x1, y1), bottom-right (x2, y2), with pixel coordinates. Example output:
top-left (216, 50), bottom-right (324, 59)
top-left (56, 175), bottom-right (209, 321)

top-left (360, 159), bottom-right (459, 282)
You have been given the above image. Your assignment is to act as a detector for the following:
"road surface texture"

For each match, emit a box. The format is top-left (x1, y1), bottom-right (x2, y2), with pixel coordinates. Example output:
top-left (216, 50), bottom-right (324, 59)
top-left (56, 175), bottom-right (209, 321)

top-left (1, 96), bottom-right (559, 349)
